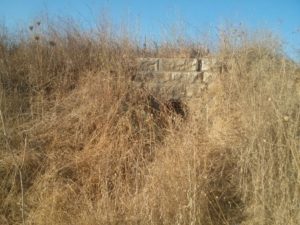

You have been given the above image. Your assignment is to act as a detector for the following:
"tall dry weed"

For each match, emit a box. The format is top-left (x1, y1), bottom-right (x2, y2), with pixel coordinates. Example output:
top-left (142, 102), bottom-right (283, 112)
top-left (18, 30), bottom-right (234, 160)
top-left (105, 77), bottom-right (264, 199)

top-left (0, 20), bottom-right (299, 225)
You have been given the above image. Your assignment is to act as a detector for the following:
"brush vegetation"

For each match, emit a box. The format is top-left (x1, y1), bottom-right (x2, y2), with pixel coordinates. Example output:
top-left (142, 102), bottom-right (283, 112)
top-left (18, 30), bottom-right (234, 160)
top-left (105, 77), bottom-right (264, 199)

top-left (0, 19), bottom-right (299, 225)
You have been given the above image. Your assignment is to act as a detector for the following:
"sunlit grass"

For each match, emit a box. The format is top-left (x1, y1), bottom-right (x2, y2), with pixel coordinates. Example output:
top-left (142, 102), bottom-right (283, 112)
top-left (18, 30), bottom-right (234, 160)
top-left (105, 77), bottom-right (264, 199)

top-left (0, 18), bottom-right (299, 225)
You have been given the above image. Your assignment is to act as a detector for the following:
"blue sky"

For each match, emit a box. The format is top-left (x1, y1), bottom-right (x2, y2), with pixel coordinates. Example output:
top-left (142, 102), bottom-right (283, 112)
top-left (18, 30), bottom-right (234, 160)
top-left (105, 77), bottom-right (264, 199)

top-left (0, 0), bottom-right (299, 60)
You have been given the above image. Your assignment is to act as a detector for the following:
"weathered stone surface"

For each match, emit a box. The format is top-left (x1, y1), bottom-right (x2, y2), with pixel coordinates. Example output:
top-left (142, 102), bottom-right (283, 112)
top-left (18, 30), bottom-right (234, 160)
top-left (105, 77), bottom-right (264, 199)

top-left (134, 71), bottom-right (156, 82)
top-left (170, 72), bottom-right (202, 83)
top-left (174, 71), bottom-right (200, 83)
top-left (201, 57), bottom-right (217, 71)
top-left (141, 80), bottom-right (186, 99)
top-left (160, 58), bottom-right (199, 72)
top-left (135, 71), bottom-right (203, 83)
top-left (135, 71), bottom-right (167, 82)
top-left (135, 57), bottom-right (219, 100)
top-left (137, 58), bottom-right (159, 71)
top-left (203, 71), bottom-right (213, 83)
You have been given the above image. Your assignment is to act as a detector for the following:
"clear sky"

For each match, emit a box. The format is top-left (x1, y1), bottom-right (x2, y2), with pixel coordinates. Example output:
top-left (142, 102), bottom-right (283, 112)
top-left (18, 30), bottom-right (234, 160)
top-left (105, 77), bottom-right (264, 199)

top-left (0, 0), bottom-right (299, 60)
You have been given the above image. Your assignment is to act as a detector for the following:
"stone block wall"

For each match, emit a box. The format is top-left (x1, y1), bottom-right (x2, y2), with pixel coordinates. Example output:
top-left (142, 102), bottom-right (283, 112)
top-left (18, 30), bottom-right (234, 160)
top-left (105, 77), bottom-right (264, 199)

top-left (134, 57), bottom-right (219, 100)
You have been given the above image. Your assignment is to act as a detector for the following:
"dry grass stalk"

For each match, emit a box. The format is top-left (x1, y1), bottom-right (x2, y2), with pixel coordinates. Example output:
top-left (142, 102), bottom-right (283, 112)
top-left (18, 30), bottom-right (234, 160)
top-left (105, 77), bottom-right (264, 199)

top-left (0, 20), bottom-right (299, 225)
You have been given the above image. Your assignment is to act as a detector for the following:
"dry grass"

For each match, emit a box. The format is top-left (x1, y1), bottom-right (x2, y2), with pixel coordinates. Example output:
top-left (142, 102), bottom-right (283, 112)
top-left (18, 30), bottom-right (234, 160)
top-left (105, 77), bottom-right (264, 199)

top-left (0, 19), bottom-right (299, 225)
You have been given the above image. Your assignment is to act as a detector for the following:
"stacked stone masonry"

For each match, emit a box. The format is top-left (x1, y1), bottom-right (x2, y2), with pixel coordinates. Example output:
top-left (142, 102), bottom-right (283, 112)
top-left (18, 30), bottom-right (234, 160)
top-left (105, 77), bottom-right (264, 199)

top-left (134, 57), bottom-right (219, 100)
